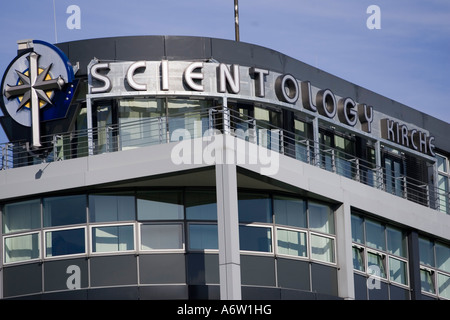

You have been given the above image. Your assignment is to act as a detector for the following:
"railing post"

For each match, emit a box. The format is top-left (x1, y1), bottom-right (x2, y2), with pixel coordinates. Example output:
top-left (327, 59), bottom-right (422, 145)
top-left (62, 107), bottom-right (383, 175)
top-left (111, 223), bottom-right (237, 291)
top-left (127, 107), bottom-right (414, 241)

top-left (306, 140), bottom-right (311, 164)
top-left (403, 176), bottom-right (408, 199)
top-left (52, 135), bottom-right (58, 161)
top-left (354, 158), bottom-right (360, 182)
top-left (106, 126), bottom-right (111, 153)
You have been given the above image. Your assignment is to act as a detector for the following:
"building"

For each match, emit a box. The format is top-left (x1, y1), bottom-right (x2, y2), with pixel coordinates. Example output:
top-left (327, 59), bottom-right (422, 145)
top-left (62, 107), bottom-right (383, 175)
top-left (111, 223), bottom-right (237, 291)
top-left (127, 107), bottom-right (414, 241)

top-left (0, 36), bottom-right (449, 300)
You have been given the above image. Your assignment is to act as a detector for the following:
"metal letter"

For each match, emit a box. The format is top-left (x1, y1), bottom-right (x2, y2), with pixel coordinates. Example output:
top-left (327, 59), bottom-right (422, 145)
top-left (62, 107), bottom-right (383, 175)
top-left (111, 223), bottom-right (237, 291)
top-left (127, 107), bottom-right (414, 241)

top-left (218, 64), bottom-right (240, 94)
top-left (381, 119), bottom-right (395, 142)
top-left (249, 67), bottom-right (269, 97)
top-left (428, 136), bottom-right (436, 156)
top-left (419, 131), bottom-right (428, 154)
top-left (126, 61), bottom-right (147, 91)
top-left (338, 97), bottom-right (357, 126)
top-left (90, 63), bottom-right (111, 93)
top-left (275, 74), bottom-right (299, 104)
top-left (410, 129), bottom-right (418, 150)
top-left (184, 62), bottom-right (204, 91)
top-left (316, 89), bottom-right (337, 118)
top-left (301, 81), bottom-right (317, 112)
top-left (401, 125), bottom-right (409, 147)
top-left (358, 104), bottom-right (373, 133)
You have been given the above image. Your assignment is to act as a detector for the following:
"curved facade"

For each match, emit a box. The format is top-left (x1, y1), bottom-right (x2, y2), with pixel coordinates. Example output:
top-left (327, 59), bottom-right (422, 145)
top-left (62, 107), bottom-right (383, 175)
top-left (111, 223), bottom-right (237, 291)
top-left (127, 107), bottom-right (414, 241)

top-left (0, 36), bottom-right (449, 300)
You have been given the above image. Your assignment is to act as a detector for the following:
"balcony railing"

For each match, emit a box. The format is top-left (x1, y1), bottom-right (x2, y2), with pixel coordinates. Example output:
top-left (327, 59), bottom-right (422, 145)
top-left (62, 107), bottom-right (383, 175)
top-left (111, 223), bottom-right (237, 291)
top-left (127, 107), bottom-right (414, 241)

top-left (0, 106), bottom-right (448, 214)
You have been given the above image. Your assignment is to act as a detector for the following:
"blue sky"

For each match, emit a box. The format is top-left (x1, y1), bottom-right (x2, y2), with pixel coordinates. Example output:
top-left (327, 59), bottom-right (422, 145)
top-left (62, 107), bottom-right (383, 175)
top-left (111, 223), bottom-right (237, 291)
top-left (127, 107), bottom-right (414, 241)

top-left (0, 0), bottom-right (449, 144)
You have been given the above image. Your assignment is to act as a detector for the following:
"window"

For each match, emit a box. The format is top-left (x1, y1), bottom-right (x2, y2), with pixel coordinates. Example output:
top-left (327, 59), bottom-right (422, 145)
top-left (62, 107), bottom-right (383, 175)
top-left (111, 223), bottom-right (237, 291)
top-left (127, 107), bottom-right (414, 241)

top-left (273, 196), bottom-right (306, 228)
top-left (118, 98), bottom-right (165, 149)
top-left (365, 219), bottom-right (385, 251)
top-left (92, 225), bottom-right (134, 253)
top-left (45, 228), bottom-right (86, 257)
top-left (352, 245), bottom-right (365, 272)
top-left (185, 190), bottom-right (217, 221)
top-left (437, 154), bottom-right (449, 214)
top-left (351, 215), bottom-right (364, 244)
top-left (419, 238), bottom-right (450, 299)
top-left (239, 225), bottom-right (272, 253)
top-left (3, 199), bottom-right (41, 233)
top-left (43, 195), bottom-right (86, 227)
top-left (351, 213), bottom-right (409, 287)
top-left (140, 224), bottom-right (183, 250)
top-left (89, 193), bottom-right (135, 222)
top-left (238, 192), bottom-right (272, 223)
top-left (367, 251), bottom-right (387, 278)
top-left (308, 202), bottom-right (334, 234)
top-left (137, 191), bottom-right (183, 220)
top-left (189, 224), bottom-right (218, 250)
top-left (4, 232), bottom-right (40, 263)
top-left (277, 228), bottom-right (307, 257)
top-left (310, 233), bottom-right (335, 263)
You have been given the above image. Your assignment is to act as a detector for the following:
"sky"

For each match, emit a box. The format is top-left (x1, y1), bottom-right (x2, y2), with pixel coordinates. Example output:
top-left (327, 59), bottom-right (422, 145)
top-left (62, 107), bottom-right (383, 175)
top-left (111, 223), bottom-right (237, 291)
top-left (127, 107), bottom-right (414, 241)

top-left (0, 0), bottom-right (449, 144)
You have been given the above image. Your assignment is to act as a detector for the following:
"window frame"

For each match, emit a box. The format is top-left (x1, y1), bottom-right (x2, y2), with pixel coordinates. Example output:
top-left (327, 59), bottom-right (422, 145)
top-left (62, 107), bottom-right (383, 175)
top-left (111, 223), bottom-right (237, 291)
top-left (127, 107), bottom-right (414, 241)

top-left (275, 226), bottom-right (308, 260)
top-left (187, 222), bottom-right (219, 252)
top-left (3, 230), bottom-right (41, 265)
top-left (44, 226), bottom-right (87, 259)
top-left (138, 222), bottom-right (185, 253)
top-left (89, 222), bottom-right (136, 255)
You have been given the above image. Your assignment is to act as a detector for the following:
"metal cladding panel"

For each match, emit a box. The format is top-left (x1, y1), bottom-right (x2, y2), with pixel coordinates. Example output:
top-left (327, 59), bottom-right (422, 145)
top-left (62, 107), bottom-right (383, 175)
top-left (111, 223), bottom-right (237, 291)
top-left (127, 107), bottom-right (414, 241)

top-left (89, 254), bottom-right (138, 287)
top-left (165, 36), bottom-right (211, 60)
top-left (115, 36), bottom-right (166, 62)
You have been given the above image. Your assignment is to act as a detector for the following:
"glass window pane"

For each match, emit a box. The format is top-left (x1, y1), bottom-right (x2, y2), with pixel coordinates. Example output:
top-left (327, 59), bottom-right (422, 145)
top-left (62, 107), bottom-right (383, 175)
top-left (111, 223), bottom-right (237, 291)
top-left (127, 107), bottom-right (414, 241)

top-left (437, 273), bottom-right (450, 299)
top-left (351, 214), bottom-right (364, 244)
top-left (3, 199), bottom-right (41, 233)
top-left (4, 233), bottom-right (40, 263)
top-left (389, 257), bottom-right (408, 285)
top-left (185, 191), bottom-right (217, 221)
top-left (140, 224), bottom-right (183, 250)
top-left (420, 269), bottom-right (435, 294)
top-left (189, 224), bottom-right (218, 250)
top-left (367, 251), bottom-right (386, 278)
top-left (92, 225), bottom-right (134, 253)
top-left (137, 191), bottom-right (183, 220)
top-left (46, 228), bottom-right (85, 257)
top-left (273, 196), bottom-right (306, 228)
top-left (310, 234), bottom-right (335, 263)
top-left (167, 99), bottom-right (212, 139)
top-left (239, 225), bottom-right (272, 252)
top-left (437, 154), bottom-right (447, 173)
top-left (352, 246), bottom-right (365, 272)
top-left (238, 193), bottom-right (272, 223)
top-left (277, 228), bottom-right (307, 257)
top-left (118, 98), bottom-right (165, 150)
top-left (89, 193), bottom-right (135, 222)
top-left (43, 195), bottom-right (86, 227)
top-left (308, 202), bottom-right (334, 234)
top-left (436, 242), bottom-right (450, 273)
top-left (387, 227), bottom-right (407, 258)
top-left (365, 220), bottom-right (385, 251)
top-left (419, 237), bottom-right (435, 267)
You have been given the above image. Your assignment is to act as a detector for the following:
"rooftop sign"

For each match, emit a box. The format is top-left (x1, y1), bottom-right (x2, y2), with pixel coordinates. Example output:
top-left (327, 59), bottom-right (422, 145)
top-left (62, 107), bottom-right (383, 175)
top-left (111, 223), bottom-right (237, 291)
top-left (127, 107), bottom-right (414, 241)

top-left (89, 59), bottom-right (436, 157)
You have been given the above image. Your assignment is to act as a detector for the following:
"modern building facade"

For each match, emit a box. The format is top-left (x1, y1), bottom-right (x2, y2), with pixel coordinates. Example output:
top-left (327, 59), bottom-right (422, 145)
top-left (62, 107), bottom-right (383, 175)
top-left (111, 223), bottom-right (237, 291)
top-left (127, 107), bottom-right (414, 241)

top-left (0, 36), bottom-right (448, 300)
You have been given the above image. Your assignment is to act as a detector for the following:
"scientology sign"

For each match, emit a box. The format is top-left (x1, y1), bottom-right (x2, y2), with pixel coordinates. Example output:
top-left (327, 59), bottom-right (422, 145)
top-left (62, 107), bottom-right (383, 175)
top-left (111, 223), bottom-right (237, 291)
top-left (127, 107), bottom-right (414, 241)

top-left (89, 59), bottom-right (436, 157)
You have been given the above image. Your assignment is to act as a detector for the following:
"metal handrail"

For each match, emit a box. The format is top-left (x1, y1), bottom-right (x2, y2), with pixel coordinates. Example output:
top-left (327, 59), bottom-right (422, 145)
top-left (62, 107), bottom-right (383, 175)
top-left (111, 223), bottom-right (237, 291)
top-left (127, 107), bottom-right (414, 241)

top-left (0, 106), bottom-right (448, 214)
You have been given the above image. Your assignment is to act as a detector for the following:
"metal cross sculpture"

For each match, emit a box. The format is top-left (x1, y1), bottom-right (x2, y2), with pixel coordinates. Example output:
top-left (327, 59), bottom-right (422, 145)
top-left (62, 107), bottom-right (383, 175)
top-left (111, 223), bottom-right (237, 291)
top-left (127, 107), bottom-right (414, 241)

top-left (4, 52), bottom-right (66, 148)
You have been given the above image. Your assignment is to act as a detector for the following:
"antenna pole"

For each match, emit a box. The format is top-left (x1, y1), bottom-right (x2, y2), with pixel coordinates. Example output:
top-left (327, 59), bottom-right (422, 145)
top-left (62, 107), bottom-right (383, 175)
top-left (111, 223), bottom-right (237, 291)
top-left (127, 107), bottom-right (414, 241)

top-left (234, 0), bottom-right (240, 41)
top-left (53, 0), bottom-right (58, 43)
